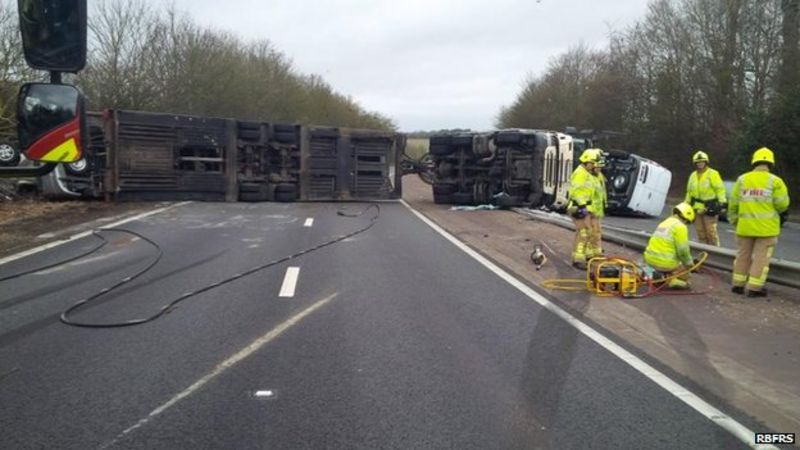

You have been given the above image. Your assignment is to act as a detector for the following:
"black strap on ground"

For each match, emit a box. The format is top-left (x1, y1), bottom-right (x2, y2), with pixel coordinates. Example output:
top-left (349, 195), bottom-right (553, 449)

top-left (0, 232), bottom-right (108, 283)
top-left (60, 204), bottom-right (381, 328)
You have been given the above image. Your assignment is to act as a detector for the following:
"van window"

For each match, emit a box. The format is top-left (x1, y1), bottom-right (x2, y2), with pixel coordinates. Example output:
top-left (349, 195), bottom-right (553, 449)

top-left (640, 164), bottom-right (649, 183)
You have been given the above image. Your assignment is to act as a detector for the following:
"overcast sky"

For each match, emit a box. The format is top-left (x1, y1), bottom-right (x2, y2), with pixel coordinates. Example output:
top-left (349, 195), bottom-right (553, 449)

top-left (164, 0), bottom-right (652, 131)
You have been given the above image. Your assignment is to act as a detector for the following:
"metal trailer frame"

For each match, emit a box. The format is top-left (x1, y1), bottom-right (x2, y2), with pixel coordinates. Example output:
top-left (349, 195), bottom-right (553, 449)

top-left (49, 109), bottom-right (404, 202)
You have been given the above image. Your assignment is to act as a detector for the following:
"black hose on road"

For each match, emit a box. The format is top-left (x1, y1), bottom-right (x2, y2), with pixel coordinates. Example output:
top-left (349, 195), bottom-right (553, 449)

top-left (59, 204), bottom-right (381, 328)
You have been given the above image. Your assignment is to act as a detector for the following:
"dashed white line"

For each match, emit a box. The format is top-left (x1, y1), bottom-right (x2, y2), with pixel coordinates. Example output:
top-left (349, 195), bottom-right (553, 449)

top-left (399, 199), bottom-right (776, 450)
top-left (103, 294), bottom-right (335, 447)
top-left (304, 218), bottom-right (314, 227)
top-left (278, 267), bottom-right (301, 298)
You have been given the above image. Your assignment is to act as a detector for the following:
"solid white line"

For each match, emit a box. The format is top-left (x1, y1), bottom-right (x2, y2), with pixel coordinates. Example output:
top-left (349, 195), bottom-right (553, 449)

top-left (304, 218), bottom-right (314, 227)
top-left (0, 201), bottom-right (191, 267)
top-left (278, 267), bottom-right (301, 298)
top-left (399, 199), bottom-right (775, 450)
top-left (108, 294), bottom-right (335, 445)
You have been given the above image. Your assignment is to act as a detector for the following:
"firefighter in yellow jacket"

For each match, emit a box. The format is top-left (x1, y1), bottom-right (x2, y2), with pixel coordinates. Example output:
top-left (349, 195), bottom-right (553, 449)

top-left (684, 151), bottom-right (727, 245)
top-left (568, 149), bottom-right (601, 268)
top-left (643, 203), bottom-right (697, 289)
top-left (587, 151), bottom-right (608, 258)
top-left (728, 147), bottom-right (790, 297)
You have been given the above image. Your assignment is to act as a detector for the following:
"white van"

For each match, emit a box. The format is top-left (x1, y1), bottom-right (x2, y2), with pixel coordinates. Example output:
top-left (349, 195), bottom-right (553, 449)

top-left (604, 150), bottom-right (671, 217)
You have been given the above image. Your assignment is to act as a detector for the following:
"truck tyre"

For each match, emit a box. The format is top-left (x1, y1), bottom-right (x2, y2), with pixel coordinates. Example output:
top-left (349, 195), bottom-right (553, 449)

top-left (495, 132), bottom-right (522, 145)
top-left (451, 135), bottom-right (473, 146)
top-left (275, 183), bottom-right (297, 202)
top-left (495, 195), bottom-right (522, 208)
top-left (433, 183), bottom-right (456, 195)
top-left (239, 129), bottom-right (261, 141)
top-left (452, 192), bottom-right (474, 205)
top-left (239, 182), bottom-right (269, 201)
top-left (429, 144), bottom-right (454, 156)
top-left (433, 193), bottom-right (453, 204)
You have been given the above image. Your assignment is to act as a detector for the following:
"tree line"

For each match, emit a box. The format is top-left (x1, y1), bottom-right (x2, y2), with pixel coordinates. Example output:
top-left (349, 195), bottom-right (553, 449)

top-left (498, 0), bottom-right (800, 198)
top-left (0, 0), bottom-right (394, 145)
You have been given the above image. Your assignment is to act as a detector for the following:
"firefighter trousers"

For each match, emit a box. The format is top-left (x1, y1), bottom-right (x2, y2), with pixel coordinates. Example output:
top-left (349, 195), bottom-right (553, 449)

top-left (694, 214), bottom-right (719, 246)
top-left (587, 216), bottom-right (603, 258)
top-left (650, 264), bottom-right (691, 289)
top-left (733, 236), bottom-right (777, 292)
top-left (571, 215), bottom-right (593, 265)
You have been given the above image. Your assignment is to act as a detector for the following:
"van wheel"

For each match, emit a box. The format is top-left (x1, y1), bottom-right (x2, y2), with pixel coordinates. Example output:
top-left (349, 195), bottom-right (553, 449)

top-left (0, 143), bottom-right (20, 167)
top-left (65, 158), bottom-right (90, 176)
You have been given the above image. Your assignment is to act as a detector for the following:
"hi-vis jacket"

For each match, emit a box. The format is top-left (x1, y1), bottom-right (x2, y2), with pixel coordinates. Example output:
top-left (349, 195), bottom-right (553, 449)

top-left (591, 172), bottom-right (607, 217)
top-left (644, 216), bottom-right (693, 269)
top-left (569, 165), bottom-right (594, 209)
top-left (684, 168), bottom-right (726, 211)
top-left (729, 167), bottom-right (790, 237)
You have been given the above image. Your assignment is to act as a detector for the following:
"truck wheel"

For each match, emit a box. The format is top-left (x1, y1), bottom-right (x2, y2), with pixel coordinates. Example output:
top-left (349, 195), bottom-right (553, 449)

top-left (452, 192), bottom-right (474, 205)
top-left (433, 194), bottom-right (453, 204)
top-left (433, 183), bottom-right (456, 195)
top-left (495, 195), bottom-right (522, 208)
top-left (275, 183), bottom-right (297, 202)
top-left (0, 143), bottom-right (20, 167)
top-left (239, 182), bottom-right (269, 201)
top-left (429, 144), bottom-right (454, 156)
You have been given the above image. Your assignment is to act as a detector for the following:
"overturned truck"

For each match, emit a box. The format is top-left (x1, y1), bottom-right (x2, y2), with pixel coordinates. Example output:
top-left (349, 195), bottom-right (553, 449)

top-left (429, 129), bottom-right (574, 209)
top-left (426, 129), bottom-right (672, 217)
top-left (45, 110), bottom-right (405, 202)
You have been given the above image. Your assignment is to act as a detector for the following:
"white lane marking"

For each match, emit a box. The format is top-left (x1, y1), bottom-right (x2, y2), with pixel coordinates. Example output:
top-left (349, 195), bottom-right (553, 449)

top-left (254, 390), bottom-right (275, 398)
top-left (399, 200), bottom-right (775, 450)
top-left (304, 218), bottom-right (314, 227)
top-left (0, 201), bottom-right (191, 267)
top-left (106, 294), bottom-right (335, 446)
top-left (278, 267), bottom-right (301, 298)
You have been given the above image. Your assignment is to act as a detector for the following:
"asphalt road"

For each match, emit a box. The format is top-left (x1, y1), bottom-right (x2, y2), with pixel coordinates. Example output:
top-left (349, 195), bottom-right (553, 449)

top-left (0, 201), bottom-right (754, 449)
top-left (604, 210), bottom-right (800, 262)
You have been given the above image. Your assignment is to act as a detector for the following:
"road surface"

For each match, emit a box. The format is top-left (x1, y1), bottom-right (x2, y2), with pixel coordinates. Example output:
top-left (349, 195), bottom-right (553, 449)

top-left (0, 201), bottom-right (757, 449)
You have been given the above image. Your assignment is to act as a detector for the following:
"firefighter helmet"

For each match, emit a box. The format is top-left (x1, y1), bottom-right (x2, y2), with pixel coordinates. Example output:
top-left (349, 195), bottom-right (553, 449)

top-left (692, 151), bottom-right (709, 164)
top-left (579, 148), bottom-right (601, 164)
top-left (751, 147), bottom-right (775, 166)
top-left (673, 202), bottom-right (696, 224)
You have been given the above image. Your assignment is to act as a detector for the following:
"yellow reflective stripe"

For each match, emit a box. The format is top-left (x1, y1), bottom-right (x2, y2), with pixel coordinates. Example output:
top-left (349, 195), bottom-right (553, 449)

top-left (748, 276), bottom-right (767, 287)
top-left (39, 138), bottom-right (79, 162)
top-left (739, 212), bottom-right (779, 219)
top-left (774, 195), bottom-right (789, 203)
top-left (732, 273), bottom-right (748, 283)
top-left (644, 249), bottom-right (677, 260)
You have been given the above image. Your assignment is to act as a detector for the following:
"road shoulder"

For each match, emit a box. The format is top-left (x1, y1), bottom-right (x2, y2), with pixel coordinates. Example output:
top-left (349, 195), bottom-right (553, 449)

top-left (403, 176), bottom-right (800, 437)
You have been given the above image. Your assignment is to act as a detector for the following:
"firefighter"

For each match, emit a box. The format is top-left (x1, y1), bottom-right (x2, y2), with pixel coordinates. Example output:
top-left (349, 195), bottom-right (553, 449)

top-left (587, 151), bottom-right (608, 258)
top-left (728, 147), bottom-right (790, 297)
top-left (643, 202), bottom-right (697, 289)
top-left (684, 151), bottom-right (727, 245)
top-left (568, 148), bottom-right (601, 269)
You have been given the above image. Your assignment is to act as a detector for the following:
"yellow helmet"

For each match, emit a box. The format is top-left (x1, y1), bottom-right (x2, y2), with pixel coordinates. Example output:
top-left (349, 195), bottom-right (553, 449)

top-left (580, 148), bottom-right (601, 164)
top-left (673, 202), bottom-right (696, 223)
top-left (692, 151), bottom-right (709, 164)
top-left (751, 147), bottom-right (775, 166)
